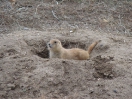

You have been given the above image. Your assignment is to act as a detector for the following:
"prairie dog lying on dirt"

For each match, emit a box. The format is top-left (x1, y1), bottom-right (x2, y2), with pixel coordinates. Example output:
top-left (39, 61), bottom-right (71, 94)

top-left (47, 39), bottom-right (101, 60)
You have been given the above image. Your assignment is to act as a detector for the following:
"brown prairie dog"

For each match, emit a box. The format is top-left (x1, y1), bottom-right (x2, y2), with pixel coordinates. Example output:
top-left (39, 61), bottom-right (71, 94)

top-left (47, 39), bottom-right (101, 60)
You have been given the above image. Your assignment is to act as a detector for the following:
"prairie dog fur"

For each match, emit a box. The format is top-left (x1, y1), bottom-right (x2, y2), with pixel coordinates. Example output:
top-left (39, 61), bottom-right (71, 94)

top-left (47, 39), bottom-right (101, 60)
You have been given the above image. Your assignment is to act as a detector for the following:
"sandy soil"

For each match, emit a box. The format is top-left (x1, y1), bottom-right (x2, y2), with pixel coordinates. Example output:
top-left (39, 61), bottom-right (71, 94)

top-left (0, 29), bottom-right (132, 99)
top-left (0, 0), bottom-right (132, 99)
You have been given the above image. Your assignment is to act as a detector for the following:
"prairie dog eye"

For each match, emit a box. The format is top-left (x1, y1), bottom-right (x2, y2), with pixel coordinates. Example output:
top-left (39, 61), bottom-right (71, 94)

top-left (54, 41), bottom-right (57, 43)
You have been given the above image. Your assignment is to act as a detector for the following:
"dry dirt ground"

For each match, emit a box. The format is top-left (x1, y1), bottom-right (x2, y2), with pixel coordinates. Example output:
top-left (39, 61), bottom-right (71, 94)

top-left (0, 30), bottom-right (132, 99)
top-left (0, 0), bottom-right (132, 99)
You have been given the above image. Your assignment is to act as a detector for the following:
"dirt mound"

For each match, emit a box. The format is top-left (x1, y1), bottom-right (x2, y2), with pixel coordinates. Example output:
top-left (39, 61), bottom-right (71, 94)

top-left (0, 30), bottom-right (132, 99)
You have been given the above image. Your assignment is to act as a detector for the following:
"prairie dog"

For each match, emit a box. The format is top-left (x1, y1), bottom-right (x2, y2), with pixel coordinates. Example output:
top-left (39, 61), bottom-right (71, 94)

top-left (47, 39), bottom-right (101, 60)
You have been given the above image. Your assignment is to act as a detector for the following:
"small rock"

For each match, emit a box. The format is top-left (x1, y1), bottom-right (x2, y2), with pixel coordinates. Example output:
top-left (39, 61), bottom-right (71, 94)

top-left (17, 7), bottom-right (26, 11)
top-left (89, 88), bottom-right (94, 94)
top-left (7, 83), bottom-right (16, 90)
top-left (70, 30), bottom-right (73, 33)
top-left (23, 27), bottom-right (30, 30)
top-left (90, 90), bottom-right (94, 94)
top-left (113, 90), bottom-right (117, 93)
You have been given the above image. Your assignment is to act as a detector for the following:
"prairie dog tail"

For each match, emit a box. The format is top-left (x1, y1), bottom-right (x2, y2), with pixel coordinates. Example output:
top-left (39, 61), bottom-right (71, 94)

top-left (88, 40), bottom-right (101, 54)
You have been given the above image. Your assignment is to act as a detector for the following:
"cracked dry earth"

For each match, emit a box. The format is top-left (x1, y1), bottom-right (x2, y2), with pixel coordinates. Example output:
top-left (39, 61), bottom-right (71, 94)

top-left (0, 29), bottom-right (132, 99)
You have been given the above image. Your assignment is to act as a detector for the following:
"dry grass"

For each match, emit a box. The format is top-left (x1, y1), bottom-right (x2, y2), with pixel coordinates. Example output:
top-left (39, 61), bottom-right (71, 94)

top-left (0, 0), bottom-right (131, 35)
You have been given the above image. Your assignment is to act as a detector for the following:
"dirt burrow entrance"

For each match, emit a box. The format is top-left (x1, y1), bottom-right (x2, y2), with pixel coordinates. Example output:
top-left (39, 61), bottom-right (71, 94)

top-left (24, 38), bottom-right (89, 59)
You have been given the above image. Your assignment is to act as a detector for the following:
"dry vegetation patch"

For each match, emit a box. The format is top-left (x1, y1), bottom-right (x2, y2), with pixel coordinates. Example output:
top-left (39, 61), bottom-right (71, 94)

top-left (0, 0), bottom-right (132, 35)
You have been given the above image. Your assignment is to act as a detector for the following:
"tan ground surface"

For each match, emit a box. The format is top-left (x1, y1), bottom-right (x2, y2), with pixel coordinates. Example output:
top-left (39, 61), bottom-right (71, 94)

top-left (0, 0), bottom-right (132, 99)
top-left (0, 30), bottom-right (132, 99)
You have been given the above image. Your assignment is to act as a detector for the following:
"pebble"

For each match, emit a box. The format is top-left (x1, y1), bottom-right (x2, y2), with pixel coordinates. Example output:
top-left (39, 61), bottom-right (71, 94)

top-left (7, 83), bottom-right (16, 90)
top-left (113, 90), bottom-right (117, 93)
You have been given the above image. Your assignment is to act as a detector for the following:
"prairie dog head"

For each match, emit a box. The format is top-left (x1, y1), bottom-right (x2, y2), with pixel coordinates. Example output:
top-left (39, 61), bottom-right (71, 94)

top-left (47, 39), bottom-right (62, 51)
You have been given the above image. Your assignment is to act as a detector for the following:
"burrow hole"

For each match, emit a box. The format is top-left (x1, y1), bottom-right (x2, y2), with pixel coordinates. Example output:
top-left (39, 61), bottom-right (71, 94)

top-left (32, 40), bottom-right (87, 58)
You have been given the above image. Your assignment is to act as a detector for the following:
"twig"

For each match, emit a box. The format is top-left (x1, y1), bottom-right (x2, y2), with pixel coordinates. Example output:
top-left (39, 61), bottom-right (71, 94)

top-left (35, 4), bottom-right (42, 15)
top-left (118, 14), bottom-right (129, 34)
top-left (52, 10), bottom-right (59, 20)
top-left (15, 19), bottom-right (21, 30)
top-left (54, 0), bottom-right (59, 5)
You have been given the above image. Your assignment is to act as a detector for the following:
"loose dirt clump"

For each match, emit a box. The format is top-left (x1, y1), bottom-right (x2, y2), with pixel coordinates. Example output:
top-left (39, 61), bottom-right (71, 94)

top-left (92, 55), bottom-right (115, 79)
